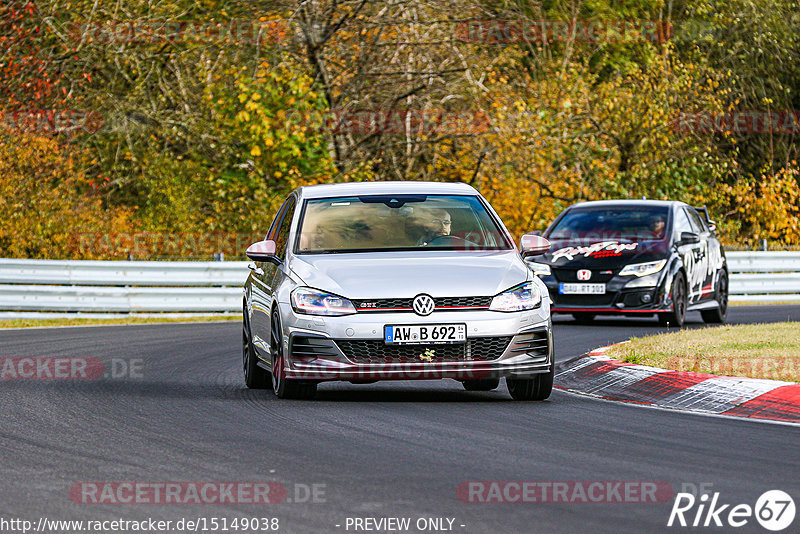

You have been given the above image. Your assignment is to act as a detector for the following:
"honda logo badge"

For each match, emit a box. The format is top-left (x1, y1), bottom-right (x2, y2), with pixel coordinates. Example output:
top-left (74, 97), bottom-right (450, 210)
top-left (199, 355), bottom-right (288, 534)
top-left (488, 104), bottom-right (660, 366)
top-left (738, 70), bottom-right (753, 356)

top-left (577, 269), bottom-right (592, 281)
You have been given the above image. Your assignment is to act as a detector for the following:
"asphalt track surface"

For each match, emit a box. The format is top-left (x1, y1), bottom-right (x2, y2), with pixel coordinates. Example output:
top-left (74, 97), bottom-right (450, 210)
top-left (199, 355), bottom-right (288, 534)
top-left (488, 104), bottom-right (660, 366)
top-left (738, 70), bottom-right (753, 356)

top-left (1, 305), bottom-right (799, 534)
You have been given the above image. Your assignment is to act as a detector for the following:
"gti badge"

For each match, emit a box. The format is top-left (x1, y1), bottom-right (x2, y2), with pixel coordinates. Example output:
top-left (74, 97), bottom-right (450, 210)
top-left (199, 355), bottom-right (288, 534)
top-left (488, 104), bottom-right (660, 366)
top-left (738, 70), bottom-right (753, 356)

top-left (412, 294), bottom-right (435, 316)
top-left (577, 269), bottom-right (592, 281)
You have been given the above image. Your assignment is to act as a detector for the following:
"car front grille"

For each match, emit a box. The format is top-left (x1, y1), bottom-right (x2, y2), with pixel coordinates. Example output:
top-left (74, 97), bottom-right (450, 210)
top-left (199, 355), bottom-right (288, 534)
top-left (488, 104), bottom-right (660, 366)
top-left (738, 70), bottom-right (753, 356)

top-left (334, 337), bottom-right (512, 364)
top-left (290, 336), bottom-right (341, 359)
top-left (551, 292), bottom-right (616, 307)
top-left (352, 296), bottom-right (492, 312)
top-left (551, 268), bottom-right (617, 283)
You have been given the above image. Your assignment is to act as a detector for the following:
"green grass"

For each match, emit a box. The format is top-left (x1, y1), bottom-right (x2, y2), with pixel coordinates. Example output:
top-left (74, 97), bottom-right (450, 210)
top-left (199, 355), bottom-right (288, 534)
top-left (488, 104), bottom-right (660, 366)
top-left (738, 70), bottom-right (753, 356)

top-left (607, 322), bottom-right (800, 382)
top-left (0, 315), bottom-right (240, 329)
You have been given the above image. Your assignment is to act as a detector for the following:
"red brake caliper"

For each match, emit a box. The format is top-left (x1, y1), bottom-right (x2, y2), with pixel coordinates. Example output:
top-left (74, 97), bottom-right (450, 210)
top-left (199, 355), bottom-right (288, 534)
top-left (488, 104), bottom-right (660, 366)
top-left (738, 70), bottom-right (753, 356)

top-left (273, 349), bottom-right (284, 380)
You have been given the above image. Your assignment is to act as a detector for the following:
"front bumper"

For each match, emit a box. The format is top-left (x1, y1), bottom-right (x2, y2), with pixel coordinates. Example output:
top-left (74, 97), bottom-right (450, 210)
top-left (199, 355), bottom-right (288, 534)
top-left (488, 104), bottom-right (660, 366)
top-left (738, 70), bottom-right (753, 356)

top-left (277, 303), bottom-right (554, 381)
top-left (540, 274), bottom-right (673, 315)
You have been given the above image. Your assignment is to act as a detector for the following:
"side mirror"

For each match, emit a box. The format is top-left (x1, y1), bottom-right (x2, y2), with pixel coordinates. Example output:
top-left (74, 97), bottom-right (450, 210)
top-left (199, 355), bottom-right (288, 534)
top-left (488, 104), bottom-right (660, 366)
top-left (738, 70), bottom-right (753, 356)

top-left (520, 233), bottom-right (551, 257)
top-left (679, 232), bottom-right (700, 245)
top-left (246, 240), bottom-right (278, 262)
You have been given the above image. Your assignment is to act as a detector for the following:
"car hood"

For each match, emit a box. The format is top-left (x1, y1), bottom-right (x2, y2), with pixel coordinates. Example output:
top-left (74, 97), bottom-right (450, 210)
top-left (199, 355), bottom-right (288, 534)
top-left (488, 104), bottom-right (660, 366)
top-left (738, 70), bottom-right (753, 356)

top-left (536, 239), bottom-right (670, 269)
top-left (290, 250), bottom-right (529, 299)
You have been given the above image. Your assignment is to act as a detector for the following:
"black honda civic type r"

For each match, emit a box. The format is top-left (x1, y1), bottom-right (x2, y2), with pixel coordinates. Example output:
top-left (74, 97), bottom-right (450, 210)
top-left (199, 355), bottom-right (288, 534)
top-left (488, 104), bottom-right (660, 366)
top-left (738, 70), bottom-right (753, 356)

top-left (526, 200), bottom-right (729, 326)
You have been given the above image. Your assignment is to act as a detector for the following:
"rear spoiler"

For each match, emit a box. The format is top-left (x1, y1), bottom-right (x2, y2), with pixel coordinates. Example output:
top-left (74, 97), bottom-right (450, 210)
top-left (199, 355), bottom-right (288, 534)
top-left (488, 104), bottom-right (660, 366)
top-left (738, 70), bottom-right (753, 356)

top-left (692, 206), bottom-right (717, 232)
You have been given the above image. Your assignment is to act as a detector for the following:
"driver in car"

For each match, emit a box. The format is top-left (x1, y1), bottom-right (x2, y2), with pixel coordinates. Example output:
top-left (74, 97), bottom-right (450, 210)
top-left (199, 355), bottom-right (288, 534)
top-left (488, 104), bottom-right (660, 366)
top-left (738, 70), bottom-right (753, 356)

top-left (417, 209), bottom-right (452, 246)
top-left (649, 214), bottom-right (666, 239)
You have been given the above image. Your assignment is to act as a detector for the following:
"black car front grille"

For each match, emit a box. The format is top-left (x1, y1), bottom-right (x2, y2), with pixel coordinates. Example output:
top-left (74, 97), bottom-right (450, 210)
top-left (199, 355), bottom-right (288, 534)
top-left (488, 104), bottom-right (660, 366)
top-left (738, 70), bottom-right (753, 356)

top-left (435, 296), bottom-right (492, 308)
top-left (551, 292), bottom-right (616, 307)
top-left (352, 296), bottom-right (492, 312)
top-left (353, 298), bottom-right (413, 311)
top-left (334, 337), bottom-right (512, 364)
top-left (290, 336), bottom-right (341, 359)
top-left (552, 268), bottom-right (616, 283)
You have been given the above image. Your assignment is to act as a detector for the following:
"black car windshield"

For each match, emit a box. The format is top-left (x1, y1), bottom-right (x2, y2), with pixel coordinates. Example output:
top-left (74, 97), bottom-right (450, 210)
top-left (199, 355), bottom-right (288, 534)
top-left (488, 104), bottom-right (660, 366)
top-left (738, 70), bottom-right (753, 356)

top-left (296, 194), bottom-right (512, 253)
top-left (548, 206), bottom-right (670, 242)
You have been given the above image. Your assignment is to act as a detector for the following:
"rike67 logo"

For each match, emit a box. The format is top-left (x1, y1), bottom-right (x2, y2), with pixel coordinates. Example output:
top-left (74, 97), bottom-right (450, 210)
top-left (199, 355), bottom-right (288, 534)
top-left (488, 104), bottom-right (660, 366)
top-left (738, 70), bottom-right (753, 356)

top-left (668, 488), bottom-right (795, 531)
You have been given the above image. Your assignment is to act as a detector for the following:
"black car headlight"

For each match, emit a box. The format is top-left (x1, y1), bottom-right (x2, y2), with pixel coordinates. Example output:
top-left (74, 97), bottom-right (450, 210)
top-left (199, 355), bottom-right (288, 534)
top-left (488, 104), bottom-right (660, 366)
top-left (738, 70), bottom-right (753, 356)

top-left (291, 287), bottom-right (357, 316)
top-left (619, 259), bottom-right (667, 277)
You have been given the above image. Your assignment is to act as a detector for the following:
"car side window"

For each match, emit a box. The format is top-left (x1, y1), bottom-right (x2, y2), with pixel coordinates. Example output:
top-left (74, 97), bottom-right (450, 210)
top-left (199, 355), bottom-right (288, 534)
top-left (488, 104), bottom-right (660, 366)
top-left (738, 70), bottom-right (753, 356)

top-left (273, 197), bottom-right (296, 261)
top-left (267, 198), bottom-right (291, 241)
top-left (688, 209), bottom-right (708, 234)
top-left (674, 208), bottom-right (694, 238)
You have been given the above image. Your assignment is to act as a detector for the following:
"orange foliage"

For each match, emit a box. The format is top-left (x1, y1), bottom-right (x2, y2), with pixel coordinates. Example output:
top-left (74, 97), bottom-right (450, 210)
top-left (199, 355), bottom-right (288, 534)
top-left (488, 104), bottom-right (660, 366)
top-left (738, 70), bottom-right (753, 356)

top-left (717, 167), bottom-right (800, 246)
top-left (0, 129), bottom-right (135, 259)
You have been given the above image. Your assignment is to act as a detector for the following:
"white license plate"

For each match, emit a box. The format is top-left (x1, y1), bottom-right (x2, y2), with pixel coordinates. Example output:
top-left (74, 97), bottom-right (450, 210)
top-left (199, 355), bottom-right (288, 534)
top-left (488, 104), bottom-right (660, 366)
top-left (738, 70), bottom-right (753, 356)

top-left (384, 324), bottom-right (467, 345)
top-left (559, 283), bottom-right (606, 295)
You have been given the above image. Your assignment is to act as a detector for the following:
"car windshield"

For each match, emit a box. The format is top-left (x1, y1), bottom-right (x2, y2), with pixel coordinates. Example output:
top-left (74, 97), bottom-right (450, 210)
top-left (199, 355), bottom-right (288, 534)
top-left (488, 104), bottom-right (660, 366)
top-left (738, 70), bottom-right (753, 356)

top-left (296, 194), bottom-right (512, 254)
top-left (548, 206), bottom-right (670, 242)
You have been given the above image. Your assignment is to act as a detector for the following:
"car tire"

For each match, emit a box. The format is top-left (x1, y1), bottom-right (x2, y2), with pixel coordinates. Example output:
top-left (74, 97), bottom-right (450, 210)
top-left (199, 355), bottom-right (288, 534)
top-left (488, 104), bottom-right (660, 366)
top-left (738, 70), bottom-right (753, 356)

top-left (701, 270), bottom-right (729, 324)
top-left (572, 312), bottom-right (595, 324)
top-left (270, 310), bottom-right (317, 400)
top-left (506, 360), bottom-right (554, 401)
top-left (243, 311), bottom-right (270, 389)
top-left (462, 378), bottom-right (500, 391)
top-left (658, 271), bottom-right (687, 327)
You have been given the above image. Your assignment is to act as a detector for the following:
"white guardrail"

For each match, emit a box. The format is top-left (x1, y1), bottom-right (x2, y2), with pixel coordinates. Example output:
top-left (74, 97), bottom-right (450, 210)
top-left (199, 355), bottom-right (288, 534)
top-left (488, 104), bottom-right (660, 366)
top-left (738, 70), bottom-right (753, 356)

top-left (726, 251), bottom-right (800, 302)
top-left (0, 259), bottom-right (249, 314)
top-left (0, 252), bottom-right (797, 315)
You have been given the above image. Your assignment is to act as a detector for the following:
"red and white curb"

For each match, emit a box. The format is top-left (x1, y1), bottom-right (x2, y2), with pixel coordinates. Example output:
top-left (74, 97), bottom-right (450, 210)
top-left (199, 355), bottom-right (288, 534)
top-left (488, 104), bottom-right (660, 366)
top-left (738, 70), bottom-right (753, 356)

top-left (555, 344), bottom-right (800, 424)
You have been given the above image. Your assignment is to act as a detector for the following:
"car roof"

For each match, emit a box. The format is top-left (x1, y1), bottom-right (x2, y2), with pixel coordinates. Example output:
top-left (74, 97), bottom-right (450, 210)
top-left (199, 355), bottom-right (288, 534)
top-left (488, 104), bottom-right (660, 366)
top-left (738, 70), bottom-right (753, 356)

top-left (566, 199), bottom-right (683, 210)
top-left (296, 181), bottom-right (478, 199)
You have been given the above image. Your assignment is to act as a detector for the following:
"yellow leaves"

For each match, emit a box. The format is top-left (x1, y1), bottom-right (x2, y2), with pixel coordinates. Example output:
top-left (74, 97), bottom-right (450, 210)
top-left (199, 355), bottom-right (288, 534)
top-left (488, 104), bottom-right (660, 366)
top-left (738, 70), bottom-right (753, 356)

top-left (250, 146), bottom-right (262, 157)
top-left (720, 167), bottom-right (800, 245)
top-left (0, 131), bottom-right (136, 259)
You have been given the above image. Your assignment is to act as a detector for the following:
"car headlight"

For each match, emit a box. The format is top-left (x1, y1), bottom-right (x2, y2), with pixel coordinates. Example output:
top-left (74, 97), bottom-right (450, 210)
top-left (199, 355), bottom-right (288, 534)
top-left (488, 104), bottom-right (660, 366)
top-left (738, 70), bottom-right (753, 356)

top-left (489, 282), bottom-right (542, 312)
top-left (526, 261), bottom-right (552, 277)
top-left (619, 259), bottom-right (667, 277)
top-left (291, 287), bottom-right (356, 316)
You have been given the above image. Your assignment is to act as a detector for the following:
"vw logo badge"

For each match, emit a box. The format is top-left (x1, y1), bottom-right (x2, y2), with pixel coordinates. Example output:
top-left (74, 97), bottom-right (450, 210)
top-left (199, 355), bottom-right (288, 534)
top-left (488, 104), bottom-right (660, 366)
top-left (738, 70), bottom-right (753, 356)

top-left (577, 269), bottom-right (592, 281)
top-left (412, 294), bottom-right (435, 316)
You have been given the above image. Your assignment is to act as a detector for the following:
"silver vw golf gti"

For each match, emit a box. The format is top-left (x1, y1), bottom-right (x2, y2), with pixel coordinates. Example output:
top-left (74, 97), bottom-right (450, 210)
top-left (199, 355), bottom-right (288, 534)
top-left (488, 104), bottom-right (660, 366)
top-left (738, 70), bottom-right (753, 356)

top-left (242, 182), bottom-right (553, 400)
